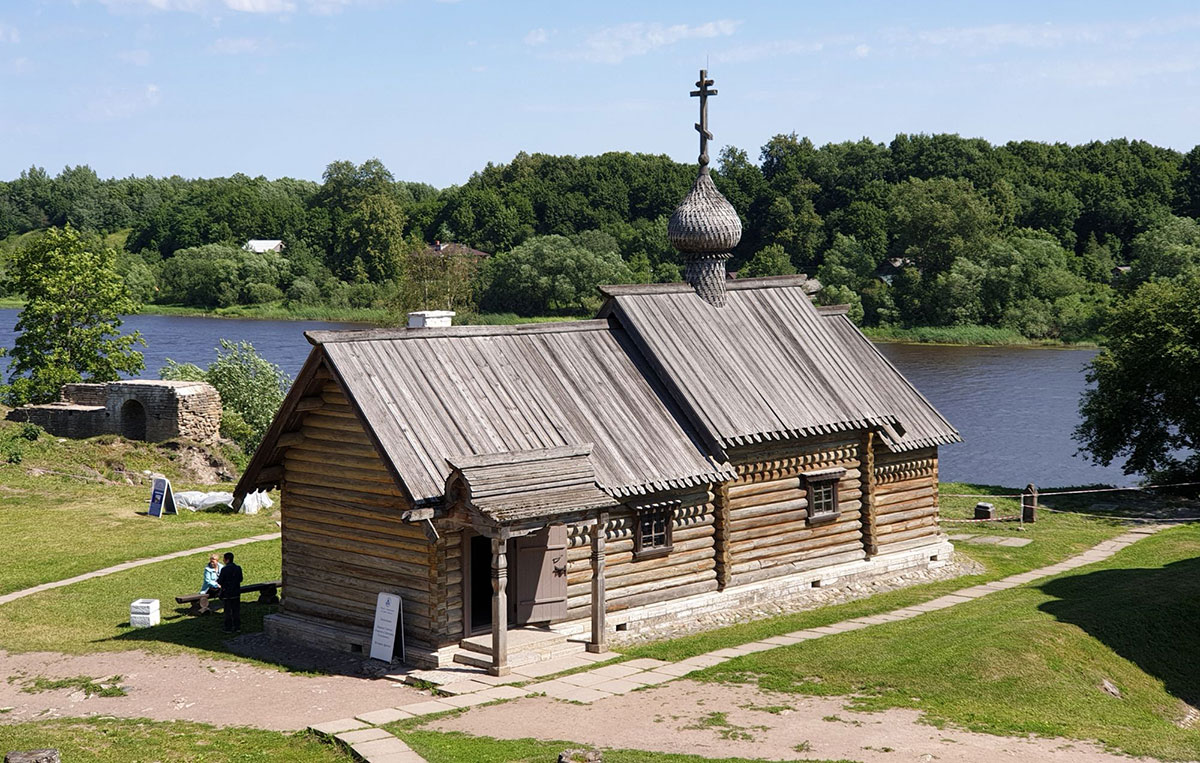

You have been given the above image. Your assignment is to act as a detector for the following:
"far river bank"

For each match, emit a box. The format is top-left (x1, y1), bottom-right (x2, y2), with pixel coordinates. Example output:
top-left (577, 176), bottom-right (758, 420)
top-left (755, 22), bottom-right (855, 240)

top-left (0, 296), bottom-right (1103, 348)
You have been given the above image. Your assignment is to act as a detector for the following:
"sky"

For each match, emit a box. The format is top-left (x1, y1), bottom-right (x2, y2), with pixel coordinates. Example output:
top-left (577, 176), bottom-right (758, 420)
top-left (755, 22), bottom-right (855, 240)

top-left (2, 0), bottom-right (1200, 188)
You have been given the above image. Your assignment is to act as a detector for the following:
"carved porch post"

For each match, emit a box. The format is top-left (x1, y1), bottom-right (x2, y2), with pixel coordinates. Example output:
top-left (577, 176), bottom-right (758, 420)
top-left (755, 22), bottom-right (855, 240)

top-left (587, 511), bottom-right (609, 653)
top-left (490, 533), bottom-right (510, 676)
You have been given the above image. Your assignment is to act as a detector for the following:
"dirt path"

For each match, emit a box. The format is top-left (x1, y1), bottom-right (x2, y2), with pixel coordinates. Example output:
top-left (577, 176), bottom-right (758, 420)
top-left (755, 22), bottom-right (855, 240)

top-left (0, 532), bottom-right (281, 606)
top-left (0, 649), bottom-right (422, 731)
top-left (430, 680), bottom-right (1160, 762)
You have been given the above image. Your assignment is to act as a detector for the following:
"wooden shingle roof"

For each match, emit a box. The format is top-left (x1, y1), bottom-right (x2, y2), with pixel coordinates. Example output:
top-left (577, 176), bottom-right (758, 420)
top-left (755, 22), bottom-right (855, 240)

top-left (445, 445), bottom-right (618, 525)
top-left (308, 320), bottom-right (735, 505)
top-left (599, 276), bottom-right (960, 454)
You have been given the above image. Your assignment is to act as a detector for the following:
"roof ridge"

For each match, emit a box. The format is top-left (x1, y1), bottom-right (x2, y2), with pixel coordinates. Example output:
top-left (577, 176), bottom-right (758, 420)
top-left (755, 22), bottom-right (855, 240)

top-left (306, 319), bottom-right (611, 345)
top-left (599, 275), bottom-right (810, 299)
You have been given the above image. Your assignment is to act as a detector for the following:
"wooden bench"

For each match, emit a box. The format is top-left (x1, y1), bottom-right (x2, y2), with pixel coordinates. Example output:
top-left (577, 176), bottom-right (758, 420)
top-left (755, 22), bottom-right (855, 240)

top-left (175, 581), bottom-right (282, 615)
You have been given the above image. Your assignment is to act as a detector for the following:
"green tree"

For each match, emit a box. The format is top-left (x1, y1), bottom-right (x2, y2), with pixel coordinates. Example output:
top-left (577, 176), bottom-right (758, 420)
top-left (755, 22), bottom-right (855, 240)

top-left (739, 244), bottom-right (796, 278)
top-left (161, 340), bottom-right (290, 451)
top-left (1076, 274), bottom-right (1200, 479)
top-left (1127, 215), bottom-right (1200, 283)
top-left (1, 226), bottom-right (144, 405)
top-left (480, 234), bottom-right (631, 315)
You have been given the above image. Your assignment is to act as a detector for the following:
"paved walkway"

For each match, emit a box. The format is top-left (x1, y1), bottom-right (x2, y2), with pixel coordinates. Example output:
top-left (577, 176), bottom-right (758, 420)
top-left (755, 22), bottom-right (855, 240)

top-left (309, 525), bottom-right (1162, 763)
top-left (0, 532), bottom-right (282, 606)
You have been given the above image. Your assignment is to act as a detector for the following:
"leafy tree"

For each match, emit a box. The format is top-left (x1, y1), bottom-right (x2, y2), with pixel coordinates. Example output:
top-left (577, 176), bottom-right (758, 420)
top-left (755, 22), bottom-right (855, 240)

top-left (1, 226), bottom-right (144, 405)
top-left (739, 244), bottom-right (796, 278)
top-left (1127, 215), bottom-right (1200, 283)
top-left (1076, 274), bottom-right (1200, 479)
top-left (888, 177), bottom-right (998, 274)
top-left (480, 234), bottom-right (631, 315)
top-left (162, 340), bottom-right (289, 451)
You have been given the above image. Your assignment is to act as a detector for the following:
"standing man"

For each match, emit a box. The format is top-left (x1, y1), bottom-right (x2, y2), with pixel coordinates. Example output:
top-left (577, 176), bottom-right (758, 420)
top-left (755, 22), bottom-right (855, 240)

top-left (216, 551), bottom-right (244, 633)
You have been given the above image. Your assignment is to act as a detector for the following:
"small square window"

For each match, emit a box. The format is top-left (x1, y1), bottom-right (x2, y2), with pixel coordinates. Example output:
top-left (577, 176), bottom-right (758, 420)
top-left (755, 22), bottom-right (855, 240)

top-left (634, 509), bottom-right (674, 559)
top-left (805, 472), bottom-right (842, 525)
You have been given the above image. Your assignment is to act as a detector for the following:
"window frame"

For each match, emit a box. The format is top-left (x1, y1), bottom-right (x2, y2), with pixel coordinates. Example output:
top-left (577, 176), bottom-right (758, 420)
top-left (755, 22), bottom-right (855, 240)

top-left (804, 467), bottom-right (845, 526)
top-left (633, 507), bottom-right (675, 560)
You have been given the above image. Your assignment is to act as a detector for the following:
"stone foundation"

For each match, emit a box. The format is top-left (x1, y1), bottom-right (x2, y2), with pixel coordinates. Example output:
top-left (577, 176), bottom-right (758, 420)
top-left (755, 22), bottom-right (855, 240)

top-left (551, 538), bottom-right (954, 647)
top-left (6, 380), bottom-right (222, 444)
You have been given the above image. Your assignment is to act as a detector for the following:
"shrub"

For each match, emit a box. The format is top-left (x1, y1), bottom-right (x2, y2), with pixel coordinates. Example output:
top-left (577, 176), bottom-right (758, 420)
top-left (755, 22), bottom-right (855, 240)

top-left (285, 277), bottom-right (322, 306)
top-left (17, 422), bottom-right (41, 441)
top-left (242, 282), bottom-right (283, 305)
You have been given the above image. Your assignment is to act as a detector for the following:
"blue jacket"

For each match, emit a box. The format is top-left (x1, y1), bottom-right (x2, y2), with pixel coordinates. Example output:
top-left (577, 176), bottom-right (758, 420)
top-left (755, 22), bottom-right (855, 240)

top-left (202, 564), bottom-right (220, 593)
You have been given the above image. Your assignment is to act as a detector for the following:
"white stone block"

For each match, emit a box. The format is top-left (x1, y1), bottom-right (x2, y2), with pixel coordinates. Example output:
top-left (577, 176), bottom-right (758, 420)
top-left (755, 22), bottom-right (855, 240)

top-left (130, 598), bottom-right (160, 627)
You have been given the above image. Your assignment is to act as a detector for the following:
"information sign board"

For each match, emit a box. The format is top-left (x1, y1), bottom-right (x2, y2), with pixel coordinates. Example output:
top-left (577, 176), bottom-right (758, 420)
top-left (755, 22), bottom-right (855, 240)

top-left (370, 591), bottom-right (404, 662)
top-left (148, 476), bottom-right (177, 517)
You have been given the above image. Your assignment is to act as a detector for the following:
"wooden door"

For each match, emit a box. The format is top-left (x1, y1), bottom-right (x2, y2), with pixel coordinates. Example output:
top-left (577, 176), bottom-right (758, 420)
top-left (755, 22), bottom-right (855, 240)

top-left (514, 525), bottom-right (568, 624)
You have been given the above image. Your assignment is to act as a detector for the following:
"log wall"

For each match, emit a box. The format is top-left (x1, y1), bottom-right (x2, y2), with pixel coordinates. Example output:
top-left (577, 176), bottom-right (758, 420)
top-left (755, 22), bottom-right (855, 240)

top-left (872, 446), bottom-right (942, 555)
top-left (725, 435), bottom-right (867, 586)
top-left (564, 486), bottom-right (717, 622)
top-left (279, 379), bottom-right (437, 650)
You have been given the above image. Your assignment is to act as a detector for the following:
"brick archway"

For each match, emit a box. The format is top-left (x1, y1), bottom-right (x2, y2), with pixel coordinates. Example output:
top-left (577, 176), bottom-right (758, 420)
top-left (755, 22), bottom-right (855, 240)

top-left (119, 398), bottom-right (147, 441)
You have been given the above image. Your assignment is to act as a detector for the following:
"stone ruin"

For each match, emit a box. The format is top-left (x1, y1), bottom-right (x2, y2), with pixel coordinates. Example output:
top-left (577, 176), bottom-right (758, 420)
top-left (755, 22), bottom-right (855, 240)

top-left (5, 380), bottom-right (222, 444)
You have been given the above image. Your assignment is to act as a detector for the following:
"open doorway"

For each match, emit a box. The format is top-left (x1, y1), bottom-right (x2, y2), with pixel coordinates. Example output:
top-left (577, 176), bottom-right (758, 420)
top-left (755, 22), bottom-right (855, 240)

top-left (120, 399), bottom-right (147, 441)
top-left (467, 534), bottom-right (492, 634)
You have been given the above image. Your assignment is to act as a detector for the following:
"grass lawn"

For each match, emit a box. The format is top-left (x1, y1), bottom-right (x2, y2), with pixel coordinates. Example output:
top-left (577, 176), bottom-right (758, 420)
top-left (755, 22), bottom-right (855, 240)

top-left (0, 538), bottom-right (281, 660)
top-left (623, 483), bottom-right (1130, 662)
top-left (0, 422), bottom-right (278, 595)
top-left (690, 524), bottom-right (1200, 761)
top-left (393, 729), bottom-right (850, 763)
top-left (0, 717), bottom-right (351, 762)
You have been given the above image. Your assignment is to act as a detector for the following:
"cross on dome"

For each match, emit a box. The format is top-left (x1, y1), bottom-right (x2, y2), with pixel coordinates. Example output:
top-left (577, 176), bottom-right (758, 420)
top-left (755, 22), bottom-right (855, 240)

top-left (691, 69), bottom-right (717, 173)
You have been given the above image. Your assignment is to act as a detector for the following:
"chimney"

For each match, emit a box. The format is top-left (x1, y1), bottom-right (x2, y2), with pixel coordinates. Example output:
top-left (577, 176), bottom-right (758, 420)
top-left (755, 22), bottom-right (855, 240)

top-left (407, 310), bottom-right (455, 329)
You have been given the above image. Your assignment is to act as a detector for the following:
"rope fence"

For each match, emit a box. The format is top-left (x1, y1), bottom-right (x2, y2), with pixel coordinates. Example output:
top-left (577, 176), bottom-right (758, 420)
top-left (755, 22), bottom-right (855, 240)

top-left (941, 479), bottom-right (1200, 525)
top-left (942, 481), bottom-right (1200, 499)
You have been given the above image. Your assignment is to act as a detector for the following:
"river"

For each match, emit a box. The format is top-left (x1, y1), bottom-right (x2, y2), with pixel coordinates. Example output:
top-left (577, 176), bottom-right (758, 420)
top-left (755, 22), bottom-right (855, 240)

top-left (0, 308), bottom-right (1127, 488)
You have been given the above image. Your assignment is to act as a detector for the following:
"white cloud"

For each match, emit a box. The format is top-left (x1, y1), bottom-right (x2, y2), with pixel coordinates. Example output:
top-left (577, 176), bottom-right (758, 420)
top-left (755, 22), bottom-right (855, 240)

top-left (96, 0), bottom-right (360, 14)
top-left (716, 38), bottom-right (827, 64)
top-left (8, 56), bottom-right (31, 74)
top-left (210, 36), bottom-right (262, 54)
top-left (853, 43), bottom-right (870, 58)
top-left (118, 49), bottom-right (152, 65)
top-left (223, 0), bottom-right (295, 12)
top-left (524, 27), bottom-right (547, 46)
top-left (569, 19), bottom-right (740, 64)
top-left (85, 82), bottom-right (162, 121)
top-left (0, 23), bottom-right (20, 44)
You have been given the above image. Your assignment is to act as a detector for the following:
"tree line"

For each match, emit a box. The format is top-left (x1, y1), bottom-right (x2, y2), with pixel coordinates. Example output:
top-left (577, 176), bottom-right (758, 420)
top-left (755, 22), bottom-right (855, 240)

top-left (5, 135), bottom-right (1200, 337)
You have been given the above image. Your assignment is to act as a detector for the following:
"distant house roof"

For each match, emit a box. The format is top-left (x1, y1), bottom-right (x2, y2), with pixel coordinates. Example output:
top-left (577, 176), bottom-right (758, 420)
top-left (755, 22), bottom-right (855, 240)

top-left (598, 276), bottom-right (959, 454)
top-left (424, 241), bottom-right (490, 259)
top-left (243, 239), bottom-right (284, 253)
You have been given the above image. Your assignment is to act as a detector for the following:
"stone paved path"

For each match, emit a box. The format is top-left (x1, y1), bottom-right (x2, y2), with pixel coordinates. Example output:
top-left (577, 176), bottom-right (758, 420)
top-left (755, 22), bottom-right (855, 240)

top-left (0, 532), bottom-right (281, 606)
top-left (310, 525), bottom-right (1162, 762)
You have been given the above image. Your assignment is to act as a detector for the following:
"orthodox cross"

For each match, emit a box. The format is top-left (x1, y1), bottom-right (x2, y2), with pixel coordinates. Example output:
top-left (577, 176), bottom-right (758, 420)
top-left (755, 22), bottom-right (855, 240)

top-left (691, 69), bottom-right (717, 173)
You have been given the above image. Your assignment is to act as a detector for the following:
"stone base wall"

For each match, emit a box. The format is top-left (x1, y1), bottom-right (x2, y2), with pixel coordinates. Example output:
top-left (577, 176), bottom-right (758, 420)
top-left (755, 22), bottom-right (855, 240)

top-left (552, 538), bottom-right (954, 647)
top-left (7, 405), bottom-right (107, 440)
top-left (6, 380), bottom-right (222, 444)
top-left (59, 383), bottom-right (107, 406)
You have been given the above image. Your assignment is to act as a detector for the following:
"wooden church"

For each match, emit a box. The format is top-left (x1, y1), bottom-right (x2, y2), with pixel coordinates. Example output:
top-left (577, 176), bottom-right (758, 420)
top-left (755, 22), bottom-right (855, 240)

top-left (234, 72), bottom-right (959, 674)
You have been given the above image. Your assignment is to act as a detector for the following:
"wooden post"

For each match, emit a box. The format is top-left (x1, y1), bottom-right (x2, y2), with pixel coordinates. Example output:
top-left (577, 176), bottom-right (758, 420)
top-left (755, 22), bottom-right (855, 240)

top-left (861, 432), bottom-right (878, 556)
top-left (587, 511), bottom-right (608, 654)
top-left (713, 484), bottom-right (731, 589)
top-left (1022, 484), bottom-right (1038, 523)
top-left (489, 533), bottom-right (510, 676)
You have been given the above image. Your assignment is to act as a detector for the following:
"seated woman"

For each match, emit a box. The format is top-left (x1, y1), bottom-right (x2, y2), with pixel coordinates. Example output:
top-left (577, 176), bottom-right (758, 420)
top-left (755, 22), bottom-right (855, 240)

top-left (201, 554), bottom-right (221, 597)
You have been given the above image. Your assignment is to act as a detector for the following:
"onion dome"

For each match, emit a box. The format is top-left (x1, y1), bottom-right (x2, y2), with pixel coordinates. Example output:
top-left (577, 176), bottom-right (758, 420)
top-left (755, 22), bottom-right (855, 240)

top-left (668, 172), bottom-right (743, 254)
